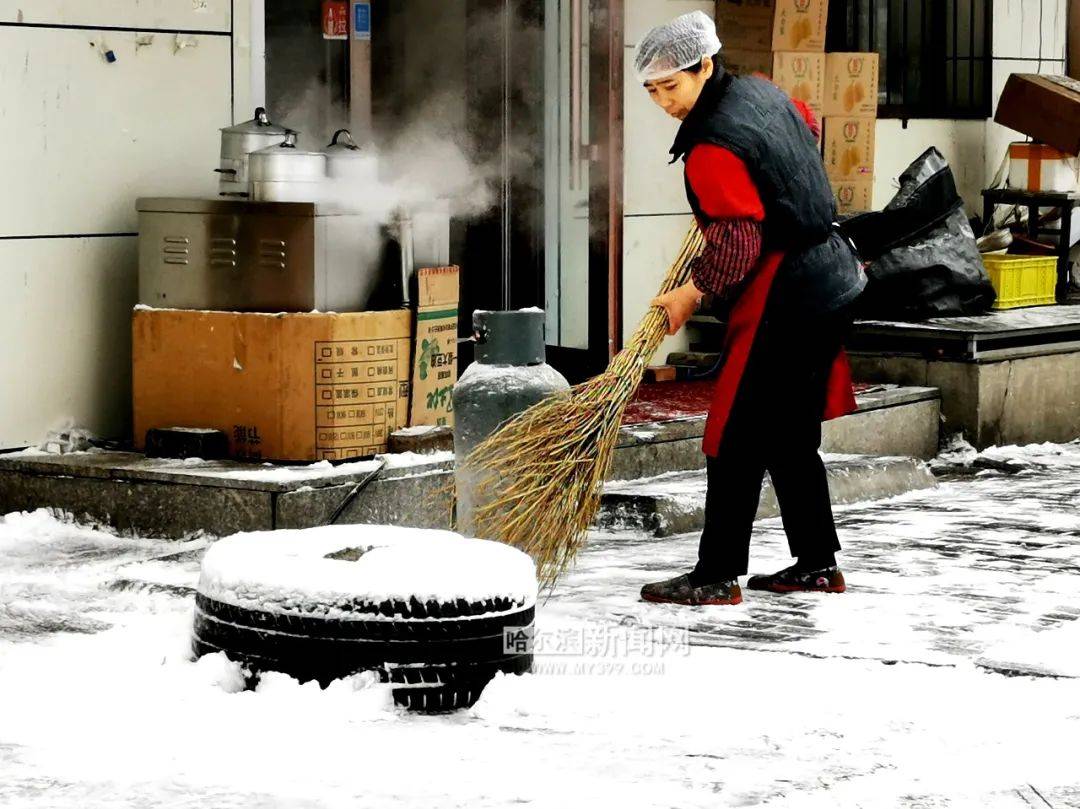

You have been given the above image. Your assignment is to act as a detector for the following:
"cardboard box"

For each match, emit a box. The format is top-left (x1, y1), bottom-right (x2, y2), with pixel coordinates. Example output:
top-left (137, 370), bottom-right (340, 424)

top-left (831, 179), bottom-right (874, 214)
top-left (133, 308), bottom-right (412, 462)
top-left (410, 266), bottom-right (460, 429)
top-left (772, 0), bottom-right (828, 51)
top-left (722, 49), bottom-right (773, 78)
top-left (824, 53), bottom-right (880, 117)
top-left (1007, 142), bottom-right (1080, 192)
top-left (823, 116), bottom-right (876, 181)
top-left (714, 0), bottom-right (775, 52)
top-left (995, 74), bottom-right (1080, 156)
top-left (772, 52), bottom-right (826, 117)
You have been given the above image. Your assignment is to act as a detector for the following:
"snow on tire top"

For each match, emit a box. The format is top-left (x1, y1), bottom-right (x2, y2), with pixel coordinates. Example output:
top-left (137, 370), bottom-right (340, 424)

top-left (197, 525), bottom-right (537, 620)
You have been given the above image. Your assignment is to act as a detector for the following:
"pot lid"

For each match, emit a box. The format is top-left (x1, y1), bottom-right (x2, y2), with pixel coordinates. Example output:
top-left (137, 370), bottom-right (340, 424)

top-left (251, 132), bottom-right (325, 158)
top-left (221, 106), bottom-right (291, 136)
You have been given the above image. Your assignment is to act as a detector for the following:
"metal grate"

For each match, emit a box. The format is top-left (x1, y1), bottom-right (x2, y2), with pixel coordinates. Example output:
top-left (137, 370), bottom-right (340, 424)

top-left (209, 237), bottom-right (238, 269)
top-left (162, 236), bottom-right (190, 266)
top-left (258, 239), bottom-right (287, 271)
top-left (826, 0), bottom-right (992, 120)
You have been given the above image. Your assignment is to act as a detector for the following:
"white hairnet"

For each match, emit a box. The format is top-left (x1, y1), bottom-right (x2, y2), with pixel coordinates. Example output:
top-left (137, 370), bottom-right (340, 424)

top-left (633, 11), bottom-right (722, 83)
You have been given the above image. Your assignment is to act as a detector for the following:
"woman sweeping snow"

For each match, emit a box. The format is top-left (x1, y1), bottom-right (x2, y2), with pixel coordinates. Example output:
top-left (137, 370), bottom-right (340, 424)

top-left (637, 12), bottom-right (866, 606)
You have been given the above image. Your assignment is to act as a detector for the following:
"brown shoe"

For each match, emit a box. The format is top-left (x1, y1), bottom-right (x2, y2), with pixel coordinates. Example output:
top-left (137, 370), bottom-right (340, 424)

top-left (746, 565), bottom-right (846, 594)
top-left (640, 574), bottom-right (743, 606)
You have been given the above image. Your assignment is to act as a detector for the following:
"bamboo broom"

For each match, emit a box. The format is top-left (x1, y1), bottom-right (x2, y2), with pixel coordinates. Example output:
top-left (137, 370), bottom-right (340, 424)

top-left (462, 224), bottom-right (706, 587)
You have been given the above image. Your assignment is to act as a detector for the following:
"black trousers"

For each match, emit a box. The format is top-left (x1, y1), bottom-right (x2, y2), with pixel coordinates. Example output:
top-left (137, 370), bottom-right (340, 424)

top-left (693, 303), bottom-right (854, 581)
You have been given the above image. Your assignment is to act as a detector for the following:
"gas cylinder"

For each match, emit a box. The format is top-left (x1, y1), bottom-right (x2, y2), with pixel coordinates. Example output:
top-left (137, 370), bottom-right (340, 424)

top-left (453, 309), bottom-right (569, 537)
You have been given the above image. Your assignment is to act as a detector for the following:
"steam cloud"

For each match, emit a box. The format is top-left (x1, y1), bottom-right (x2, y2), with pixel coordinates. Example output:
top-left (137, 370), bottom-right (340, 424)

top-left (263, 2), bottom-right (543, 225)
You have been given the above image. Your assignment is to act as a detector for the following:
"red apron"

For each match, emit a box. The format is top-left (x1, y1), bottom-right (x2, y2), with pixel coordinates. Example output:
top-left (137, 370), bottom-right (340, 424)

top-left (701, 250), bottom-right (857, 458)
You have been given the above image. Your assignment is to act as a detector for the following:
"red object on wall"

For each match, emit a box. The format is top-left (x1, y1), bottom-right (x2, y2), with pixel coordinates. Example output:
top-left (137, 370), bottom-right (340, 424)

top-left (322, 0), bottom-right (349, 39)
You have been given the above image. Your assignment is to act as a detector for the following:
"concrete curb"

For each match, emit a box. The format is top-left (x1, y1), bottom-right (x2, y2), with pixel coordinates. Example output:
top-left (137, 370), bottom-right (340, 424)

top-left (0, 387), bottom-right (941, 539)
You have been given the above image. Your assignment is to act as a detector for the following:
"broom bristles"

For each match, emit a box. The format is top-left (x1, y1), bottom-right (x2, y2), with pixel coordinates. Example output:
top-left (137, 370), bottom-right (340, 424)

top-left (462, 224), bottom-right (705, 587)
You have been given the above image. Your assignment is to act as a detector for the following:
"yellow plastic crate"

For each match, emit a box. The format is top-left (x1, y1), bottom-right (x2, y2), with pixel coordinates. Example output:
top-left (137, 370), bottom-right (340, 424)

top-left (981, 254), bottom-right (1058, 310)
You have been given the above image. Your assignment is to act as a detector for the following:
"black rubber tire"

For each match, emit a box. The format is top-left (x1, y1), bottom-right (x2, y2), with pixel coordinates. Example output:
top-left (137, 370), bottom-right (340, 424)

top-left (191, 638), bottom-right (531, 711)
top-left (191, 595), bottom-right (534, 711)
top-left (193, 609), bottom-right (514, 666)
top-left (194, 593), bottom-right (531, 639)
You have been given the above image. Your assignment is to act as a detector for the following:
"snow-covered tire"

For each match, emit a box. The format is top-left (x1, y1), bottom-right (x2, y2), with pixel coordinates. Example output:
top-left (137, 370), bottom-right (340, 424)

top-left (191, 525), bottom-right (537, 711)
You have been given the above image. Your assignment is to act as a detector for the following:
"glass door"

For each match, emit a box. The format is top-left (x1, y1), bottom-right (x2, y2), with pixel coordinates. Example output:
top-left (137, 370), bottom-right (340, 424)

top-left (543, 0), bottom-right (623, 381)
top-left (543, 0), bottom-right (589, 353)
top-left (359, 0), bottom-right (622, 382)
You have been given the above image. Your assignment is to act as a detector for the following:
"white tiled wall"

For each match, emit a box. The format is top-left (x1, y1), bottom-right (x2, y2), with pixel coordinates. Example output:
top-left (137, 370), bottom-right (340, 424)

top-left (623, 214), bottom-right (699, 360)
top-left (985, 0), bottom-right (1070, 184)
top-left (625, 0), bottom-right (719, 42)
top-left (0, 0), bottom-right (232, 31)
top-left (622, 1), bottom-right (714, 358)
top-left (0, 238), bottom-right (138, 446)
top-left (0, 28), bottom-right (229, 235)
top-left (874, 120), bottom-right (988, 211)
top-left (0, 4), bottom-right (255, 449)
top-left (994, 0), bottom-right (1068, 61)
top-left (623, 55), bottom-right (692, 218)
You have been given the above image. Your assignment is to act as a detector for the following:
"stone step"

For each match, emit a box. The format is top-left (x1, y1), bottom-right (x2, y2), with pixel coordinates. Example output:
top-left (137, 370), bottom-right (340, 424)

top-left (598, 455), bottom-right (937, 537)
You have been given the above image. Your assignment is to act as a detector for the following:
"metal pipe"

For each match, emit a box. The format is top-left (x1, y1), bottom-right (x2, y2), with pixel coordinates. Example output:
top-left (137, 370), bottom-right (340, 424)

top-left (501, 0), bottom-right (513, 309)
top-left (570, 0), bottom-right (583, 191)
top-left (607, 0), bottom-right (624, 359)
top-left (953, 0), bottom-right (959, 107)
top-left (397, 209), bottom-right (414, 308)
top-left (968, 0), bottom-right (976, 109)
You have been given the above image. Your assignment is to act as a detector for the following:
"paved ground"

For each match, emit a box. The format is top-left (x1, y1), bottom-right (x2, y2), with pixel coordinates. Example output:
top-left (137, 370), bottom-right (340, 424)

top-left (578, 443), bottom-right (1080, 675)
top-left (1, 442), bottom-right (1079, 807)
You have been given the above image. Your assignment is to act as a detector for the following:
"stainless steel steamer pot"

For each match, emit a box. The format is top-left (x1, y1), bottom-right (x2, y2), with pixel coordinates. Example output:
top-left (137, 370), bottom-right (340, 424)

top-left (324, 129), bottom-right (379, 184)
top-left (217, 107), bottom-right (292, 196)
top-left (249, 133), bottom-right (328, 203)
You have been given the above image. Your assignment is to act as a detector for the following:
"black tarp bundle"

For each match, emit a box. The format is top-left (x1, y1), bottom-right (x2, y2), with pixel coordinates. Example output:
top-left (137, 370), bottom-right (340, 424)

top-left (840, 148), bottom-right (996, 320)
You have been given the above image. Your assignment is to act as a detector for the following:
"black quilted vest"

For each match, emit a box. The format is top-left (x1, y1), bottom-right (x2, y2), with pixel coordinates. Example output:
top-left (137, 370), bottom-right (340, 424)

top-left (670, 70), bottom-right (865, 315)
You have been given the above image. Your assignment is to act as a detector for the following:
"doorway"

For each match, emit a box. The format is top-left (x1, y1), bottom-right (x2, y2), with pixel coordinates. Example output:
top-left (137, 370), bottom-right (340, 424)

top-left (264, 1), bottom-right (624, 382)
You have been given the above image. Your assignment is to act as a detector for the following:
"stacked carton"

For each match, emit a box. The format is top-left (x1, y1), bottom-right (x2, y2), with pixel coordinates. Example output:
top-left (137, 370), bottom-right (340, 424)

top-left (716, 0), bottom-right (829, 116)
top-left (716, 1), bottom-right (880, 212)
top-left (822, 52), bottom-right (879, 213)
top-left (714, 0), bottom-right (775, 79)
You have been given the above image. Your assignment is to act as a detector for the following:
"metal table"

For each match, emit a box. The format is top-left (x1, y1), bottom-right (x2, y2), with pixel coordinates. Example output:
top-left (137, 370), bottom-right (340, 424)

top-left (981, 188), bottom-right (1080, 302)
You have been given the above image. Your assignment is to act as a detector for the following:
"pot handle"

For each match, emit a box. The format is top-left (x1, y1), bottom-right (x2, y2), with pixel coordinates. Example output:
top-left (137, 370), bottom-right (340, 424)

top-left (214, 168), bottom-right (238, 175)
top-left (330, 129), bottom-right (359, 150)
top-left (255, 106), bottom-right (270, 126)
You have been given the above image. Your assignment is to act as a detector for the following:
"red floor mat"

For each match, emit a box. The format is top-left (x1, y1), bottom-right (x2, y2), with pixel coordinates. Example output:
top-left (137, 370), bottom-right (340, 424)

top-left (624, 380), bottom-right (875, 425)
top-left (623, 381), bottom-right (716, 425)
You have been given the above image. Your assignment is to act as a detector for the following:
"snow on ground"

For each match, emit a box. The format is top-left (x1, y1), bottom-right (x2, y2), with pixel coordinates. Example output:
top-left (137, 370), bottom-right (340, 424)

top-left (2, 444), bottom-right (1080, 807)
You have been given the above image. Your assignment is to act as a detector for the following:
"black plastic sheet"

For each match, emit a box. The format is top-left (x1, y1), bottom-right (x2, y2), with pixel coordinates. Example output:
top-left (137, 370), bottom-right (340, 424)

top-left (840, 148), bottom-right (996, 320)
